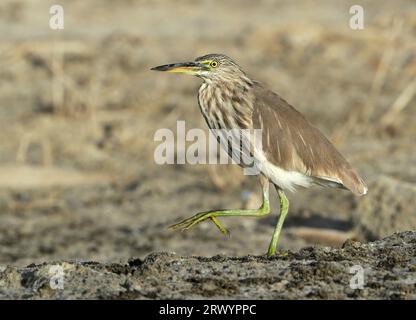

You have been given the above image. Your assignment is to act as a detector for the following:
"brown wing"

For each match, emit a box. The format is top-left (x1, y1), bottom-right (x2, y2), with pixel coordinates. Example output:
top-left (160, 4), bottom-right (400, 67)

top-left (252, 83), bottom-right (367, 195)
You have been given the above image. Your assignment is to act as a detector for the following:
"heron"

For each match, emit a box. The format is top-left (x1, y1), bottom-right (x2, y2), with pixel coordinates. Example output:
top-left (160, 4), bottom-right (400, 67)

top-left (151, 53), bottom-right (367, 257)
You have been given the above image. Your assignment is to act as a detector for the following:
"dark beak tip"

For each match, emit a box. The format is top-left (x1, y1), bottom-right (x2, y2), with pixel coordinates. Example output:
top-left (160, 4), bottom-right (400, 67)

top-left (150, 62), bottom-right (202, 72)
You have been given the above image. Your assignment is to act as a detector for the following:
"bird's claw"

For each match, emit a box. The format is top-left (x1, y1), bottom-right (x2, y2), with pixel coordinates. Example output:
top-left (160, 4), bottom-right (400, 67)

top-left (210, 216), bottom-right (230, 237)
top-left (169, 212), bottom-right (230, 237)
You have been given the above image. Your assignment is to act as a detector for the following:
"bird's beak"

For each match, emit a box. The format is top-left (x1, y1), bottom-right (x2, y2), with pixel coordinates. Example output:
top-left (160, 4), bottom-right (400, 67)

top-left (150, 61), bottom-right (207, 75)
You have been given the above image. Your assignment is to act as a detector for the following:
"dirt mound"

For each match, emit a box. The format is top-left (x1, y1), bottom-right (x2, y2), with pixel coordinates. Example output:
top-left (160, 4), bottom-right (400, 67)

top-left (0, 231), bottom-right (414, 299)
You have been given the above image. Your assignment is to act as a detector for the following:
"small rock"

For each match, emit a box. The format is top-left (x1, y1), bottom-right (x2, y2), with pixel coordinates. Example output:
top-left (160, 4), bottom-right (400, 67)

top-left (353, 175), bottom-right (416, 240)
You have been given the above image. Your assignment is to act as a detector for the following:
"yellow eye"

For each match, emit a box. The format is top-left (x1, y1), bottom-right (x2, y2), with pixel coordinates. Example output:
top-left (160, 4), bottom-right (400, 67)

top-left (210, 60), bottom-right (219, 68)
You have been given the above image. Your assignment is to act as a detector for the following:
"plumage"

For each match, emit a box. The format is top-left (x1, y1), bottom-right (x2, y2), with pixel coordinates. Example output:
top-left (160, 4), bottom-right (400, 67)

top-left (196, 61), bottom-right (367, 196)
top-left (151, 53), bottom-right (368, 256)
top-left (251, 83), bottom-right (367, 195)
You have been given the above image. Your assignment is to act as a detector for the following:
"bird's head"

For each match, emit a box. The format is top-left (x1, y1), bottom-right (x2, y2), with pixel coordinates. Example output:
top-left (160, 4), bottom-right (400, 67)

top-left (151, 53), bottom-right (246, 83)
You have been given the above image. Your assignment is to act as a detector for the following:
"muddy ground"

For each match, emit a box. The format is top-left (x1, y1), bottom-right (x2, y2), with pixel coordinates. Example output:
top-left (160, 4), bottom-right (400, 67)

top-left (1, 231), bottom-right (415, 299)
top-left (0, 0), bottom-right (415, 299)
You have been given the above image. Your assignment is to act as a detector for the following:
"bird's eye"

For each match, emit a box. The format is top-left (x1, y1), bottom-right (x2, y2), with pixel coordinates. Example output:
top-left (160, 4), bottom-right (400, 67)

top-left (210, 61), bottom-right (219, 68)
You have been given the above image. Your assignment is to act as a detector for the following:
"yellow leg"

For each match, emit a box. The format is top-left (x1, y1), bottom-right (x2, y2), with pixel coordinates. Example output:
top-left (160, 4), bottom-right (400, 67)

top-left (267, 188), bottom-right (289, 257)
top-left (170, 175), bottom-right (270, 236)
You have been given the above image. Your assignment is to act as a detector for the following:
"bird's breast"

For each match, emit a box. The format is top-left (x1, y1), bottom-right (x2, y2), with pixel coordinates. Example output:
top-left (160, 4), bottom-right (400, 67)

top-left (197, 83), bottom-right (259, 169)
top-left (198, 83), bottom-right (253, 130)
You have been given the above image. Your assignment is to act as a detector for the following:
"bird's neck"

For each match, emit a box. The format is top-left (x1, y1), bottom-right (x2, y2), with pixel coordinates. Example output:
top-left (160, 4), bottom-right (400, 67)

top-left (198, 76), bottom-right (255, 130)
top-left (202, 73), bottom-right (254, 89)
top-left (200, 74), bottom-right (254, 104)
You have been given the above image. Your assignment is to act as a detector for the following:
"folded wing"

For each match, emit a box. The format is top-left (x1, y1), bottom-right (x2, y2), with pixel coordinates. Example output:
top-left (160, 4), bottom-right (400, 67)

top-left (252, 83), bottom-right (367, 196)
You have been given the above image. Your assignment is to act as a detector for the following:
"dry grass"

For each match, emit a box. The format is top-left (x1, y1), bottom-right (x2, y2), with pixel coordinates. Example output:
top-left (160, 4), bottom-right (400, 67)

top-left (0, 0), bottom-right (415, 189)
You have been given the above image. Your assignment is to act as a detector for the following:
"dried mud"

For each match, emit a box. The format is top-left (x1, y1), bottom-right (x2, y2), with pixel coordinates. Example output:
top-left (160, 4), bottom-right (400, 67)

top-left (0, 232), bottom-right (415, 299)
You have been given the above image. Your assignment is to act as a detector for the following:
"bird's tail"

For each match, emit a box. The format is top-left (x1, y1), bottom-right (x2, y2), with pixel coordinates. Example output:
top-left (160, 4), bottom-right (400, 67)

top-left (339, 169), bottom-right (368, 196)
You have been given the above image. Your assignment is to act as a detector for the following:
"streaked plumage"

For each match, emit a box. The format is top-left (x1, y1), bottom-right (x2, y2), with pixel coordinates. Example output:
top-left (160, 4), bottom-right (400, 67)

top-left (195, 54), bottom-right (367, 195)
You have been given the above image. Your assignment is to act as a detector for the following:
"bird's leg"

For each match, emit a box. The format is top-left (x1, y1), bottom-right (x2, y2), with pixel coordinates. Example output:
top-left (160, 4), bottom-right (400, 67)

top-left (170, 175), bottom-right (270, 236)
top-left (267, 188), bottom-right (289, 257)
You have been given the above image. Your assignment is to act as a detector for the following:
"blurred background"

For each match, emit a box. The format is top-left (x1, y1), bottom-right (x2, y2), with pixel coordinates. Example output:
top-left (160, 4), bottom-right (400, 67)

top-left (0, 0), bottom-right (415, 266)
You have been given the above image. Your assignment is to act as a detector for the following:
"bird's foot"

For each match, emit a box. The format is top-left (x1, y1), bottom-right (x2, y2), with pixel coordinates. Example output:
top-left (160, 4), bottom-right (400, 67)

top-left (267, 250), bottom-right (288, 258)
top-left (169, 211), bottom-right (230, 237)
